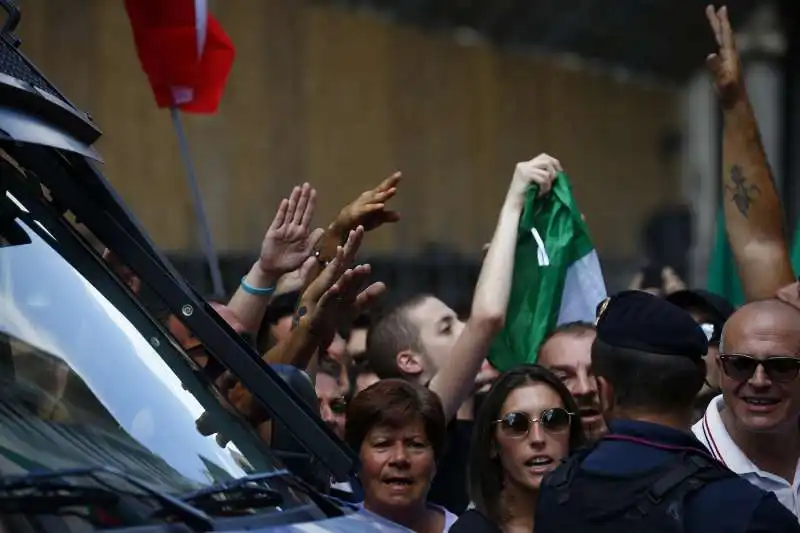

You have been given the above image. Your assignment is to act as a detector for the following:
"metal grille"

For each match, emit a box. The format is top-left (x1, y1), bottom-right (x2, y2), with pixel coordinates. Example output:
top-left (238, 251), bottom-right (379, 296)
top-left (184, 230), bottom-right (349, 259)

top-left (0, 35), bottom-right (72, 108)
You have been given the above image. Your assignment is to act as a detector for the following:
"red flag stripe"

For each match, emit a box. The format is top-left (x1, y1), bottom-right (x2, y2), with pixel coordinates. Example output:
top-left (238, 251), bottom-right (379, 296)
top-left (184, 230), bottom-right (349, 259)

top-left (123, 0), bottom-right (235, 114)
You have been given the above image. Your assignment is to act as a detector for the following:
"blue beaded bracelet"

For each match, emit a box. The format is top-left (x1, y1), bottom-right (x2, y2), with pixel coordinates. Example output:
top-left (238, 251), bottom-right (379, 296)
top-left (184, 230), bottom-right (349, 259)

top-left (240, 276), bottom-right (275, 296)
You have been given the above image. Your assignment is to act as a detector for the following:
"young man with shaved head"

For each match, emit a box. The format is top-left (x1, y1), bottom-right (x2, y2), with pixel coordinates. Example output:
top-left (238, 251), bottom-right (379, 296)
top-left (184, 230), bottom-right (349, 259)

top-left (693, 298), bottom-right (800, 517)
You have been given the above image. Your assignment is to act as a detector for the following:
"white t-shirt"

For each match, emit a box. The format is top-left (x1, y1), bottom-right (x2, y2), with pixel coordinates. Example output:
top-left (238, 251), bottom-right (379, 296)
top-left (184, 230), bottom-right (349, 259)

top-left (359, 502), bottom-right (457, 532)
top-left (692, 394), bottom-right (800, 519)
top-left (436, 504), bottom-right (458, 532)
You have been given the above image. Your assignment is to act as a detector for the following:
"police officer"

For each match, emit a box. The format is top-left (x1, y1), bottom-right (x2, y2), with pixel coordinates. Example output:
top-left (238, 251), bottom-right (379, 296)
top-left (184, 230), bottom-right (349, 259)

top-left (535, 291), bottom-right (799, 533)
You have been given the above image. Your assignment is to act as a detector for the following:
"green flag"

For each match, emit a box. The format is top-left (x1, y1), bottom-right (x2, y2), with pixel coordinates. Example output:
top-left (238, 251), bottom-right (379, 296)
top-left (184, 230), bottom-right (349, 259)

top-left (708, 207), bottom-right (800, 305)
top-left (707, 208), bottom-right (745, 306)
top-left (488, 172), bottom-right (607, 372)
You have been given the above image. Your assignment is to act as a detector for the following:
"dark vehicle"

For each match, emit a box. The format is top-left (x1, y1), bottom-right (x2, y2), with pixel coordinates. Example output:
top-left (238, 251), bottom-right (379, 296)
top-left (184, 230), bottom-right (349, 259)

top-left (0, 2), bottom-right (406, 531)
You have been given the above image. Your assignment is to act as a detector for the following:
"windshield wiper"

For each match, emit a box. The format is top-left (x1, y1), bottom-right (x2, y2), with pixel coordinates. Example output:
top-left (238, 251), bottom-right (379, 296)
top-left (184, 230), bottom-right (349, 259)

top-left (0, 481), bottom-right (119, 513)
top-left (0, 465), bottom-right (214, 531)
top-left (181, 468), bottom-right (349, 519)
top-left (179, 469), bottom-right (287, 516)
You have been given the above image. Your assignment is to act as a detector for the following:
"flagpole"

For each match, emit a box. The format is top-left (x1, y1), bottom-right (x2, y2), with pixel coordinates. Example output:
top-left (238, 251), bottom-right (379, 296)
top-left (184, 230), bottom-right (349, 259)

top-left (170, 107), bottom-right (226, 299)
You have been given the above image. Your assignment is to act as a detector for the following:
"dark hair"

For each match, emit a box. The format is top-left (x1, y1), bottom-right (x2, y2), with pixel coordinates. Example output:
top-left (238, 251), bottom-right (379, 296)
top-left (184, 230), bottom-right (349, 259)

top-left (340, 313), bottom-right (373, 341)
top-left (591, 338), bottom-right (705, 414)
top-left (317, 356), bottom-right (343, 381)
top-left (348, 358), bottom-right (375, 388)
top-left (345, 379), bottom-right (446, 461)
top-left (366, 293), bottom-right (430, 379)
top-left (469, 365), bottom-right (586, 524)
top-left (256, 292), bottom-right (300, 353)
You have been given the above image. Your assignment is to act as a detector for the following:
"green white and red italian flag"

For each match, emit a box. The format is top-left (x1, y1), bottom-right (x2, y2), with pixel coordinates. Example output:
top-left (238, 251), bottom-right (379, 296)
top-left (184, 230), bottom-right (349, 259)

top-left (489, 172), bottom-right (607, 372)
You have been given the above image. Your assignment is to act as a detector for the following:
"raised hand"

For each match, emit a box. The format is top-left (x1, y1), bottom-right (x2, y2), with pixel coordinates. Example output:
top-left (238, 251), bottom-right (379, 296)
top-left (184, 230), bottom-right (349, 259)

top-left (301, 226), bottom-right (365, 311)
top-left (661, 266), bottom-right (687, 295)
top-left (777, 279), bottom-right (800, 311)
top-left (335, 172), bottom-right (401, 233)
top-left (310, 265), bottom-right (386, 349)
top-left (319, 266), bottom-right (385, 326)
top-left (507, 153), bottom-right (563, 204)
top-left (706, 5), bottom-right (744, 106)
top-left (273, 256), bottom-right (318, 297)
top-left (258, 183), bottom-right (323, 278)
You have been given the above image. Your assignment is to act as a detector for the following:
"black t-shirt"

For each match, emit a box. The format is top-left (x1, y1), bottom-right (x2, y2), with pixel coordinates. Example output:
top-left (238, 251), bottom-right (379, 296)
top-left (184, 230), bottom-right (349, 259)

top-left (450, 509), bottom-right (500, 533)
top-left (428, 419), bottom-right (474, 514)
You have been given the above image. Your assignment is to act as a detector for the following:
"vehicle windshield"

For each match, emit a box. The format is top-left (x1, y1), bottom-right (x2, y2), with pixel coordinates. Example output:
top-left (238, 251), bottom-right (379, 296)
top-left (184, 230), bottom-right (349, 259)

top-left (0, 190), bottom-right (281, 495)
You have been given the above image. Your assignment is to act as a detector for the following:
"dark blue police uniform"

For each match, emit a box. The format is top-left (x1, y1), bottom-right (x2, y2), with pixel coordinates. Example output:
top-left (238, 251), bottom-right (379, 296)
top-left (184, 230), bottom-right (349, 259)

top-left (535, 291), bottom-right (800, 533)
top-left (578, 420), bottom-right (798, 532)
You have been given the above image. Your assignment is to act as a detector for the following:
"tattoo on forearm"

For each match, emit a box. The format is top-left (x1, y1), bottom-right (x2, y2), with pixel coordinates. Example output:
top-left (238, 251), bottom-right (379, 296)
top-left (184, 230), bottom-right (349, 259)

top-left (726, 164), bottom-right (760, 218)
top-left (292, 306), bottom-right (307, 330)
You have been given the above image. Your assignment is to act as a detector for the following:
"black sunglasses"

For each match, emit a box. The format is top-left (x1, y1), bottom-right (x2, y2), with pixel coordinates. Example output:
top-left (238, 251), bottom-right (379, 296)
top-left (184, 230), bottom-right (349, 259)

top-left (322, 396), bottom-right (348, 415)
top-left (494, 408), bottom-right (574, 438)
top-left (719, 353), bottom-right (800, 383)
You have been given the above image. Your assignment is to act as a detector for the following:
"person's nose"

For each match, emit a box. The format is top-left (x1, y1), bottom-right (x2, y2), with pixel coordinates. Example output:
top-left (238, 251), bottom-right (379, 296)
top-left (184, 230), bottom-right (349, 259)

top-left (320, 402), bottom-right (336, 425)
top-left (527, 420), bottom-right (546, 448)
top-left (572, 370), bottom-right (596, 398)
top-left (748, 364), bottom-right (772, 389)
top-left (388, 443), bottom-right (411, 467)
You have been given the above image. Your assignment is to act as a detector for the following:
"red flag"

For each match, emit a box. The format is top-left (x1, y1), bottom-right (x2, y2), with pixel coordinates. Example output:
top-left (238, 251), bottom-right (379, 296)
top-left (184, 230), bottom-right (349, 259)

top-left (124, 0), bottom-right (235, 114)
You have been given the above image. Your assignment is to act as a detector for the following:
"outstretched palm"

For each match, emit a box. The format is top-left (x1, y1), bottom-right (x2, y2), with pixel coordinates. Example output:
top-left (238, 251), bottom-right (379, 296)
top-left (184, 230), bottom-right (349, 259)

top-left (258, 183), bottom-right (322, 276)
top-left (336, 172), bottom-right (402, 232)
top-left (706, 5), bottom-right (743, 105)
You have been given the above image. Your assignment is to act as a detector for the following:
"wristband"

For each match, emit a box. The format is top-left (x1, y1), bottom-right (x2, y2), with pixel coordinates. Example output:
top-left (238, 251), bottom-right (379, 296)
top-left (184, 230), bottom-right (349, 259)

top-left (240, 276), bottom-right (275, 296)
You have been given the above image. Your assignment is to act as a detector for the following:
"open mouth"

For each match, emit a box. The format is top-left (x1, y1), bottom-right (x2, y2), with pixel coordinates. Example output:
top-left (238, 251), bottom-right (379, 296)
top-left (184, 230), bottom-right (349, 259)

top-left (382, 477), bottom-right (414, 488)
top-left (578, 407), bottom-right (601, 419)
top-left (524, 456), bottom-right (554, 468)
top-left (742, 397), bottom-right (780, 407)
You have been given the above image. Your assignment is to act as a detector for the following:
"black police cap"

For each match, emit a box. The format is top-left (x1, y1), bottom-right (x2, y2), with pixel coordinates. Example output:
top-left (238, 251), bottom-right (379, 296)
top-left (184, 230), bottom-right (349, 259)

top-left (595, 290), bottom-right (708, 359)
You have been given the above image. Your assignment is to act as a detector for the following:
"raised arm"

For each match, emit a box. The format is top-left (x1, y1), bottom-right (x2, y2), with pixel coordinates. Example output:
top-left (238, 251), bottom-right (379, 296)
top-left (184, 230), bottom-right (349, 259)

top-left (227, 228), bottom-right (385, 427)
top-left (706, 5), bottom-right (794, 299)
top-left (430, 154), bottom-right (561, 421)
top-left (305, 173), bottom-right (401, 287)
top-left (227, 184), bottom-right (323, 332)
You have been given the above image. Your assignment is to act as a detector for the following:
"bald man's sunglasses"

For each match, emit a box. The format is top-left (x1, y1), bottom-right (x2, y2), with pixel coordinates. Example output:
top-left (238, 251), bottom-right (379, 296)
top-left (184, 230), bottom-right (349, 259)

top-left (719, 354), bottom-right (800, 383)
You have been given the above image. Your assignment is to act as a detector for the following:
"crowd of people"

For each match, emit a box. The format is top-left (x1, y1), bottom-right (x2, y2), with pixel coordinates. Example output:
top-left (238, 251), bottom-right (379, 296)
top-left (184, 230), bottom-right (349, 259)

top-left (108, 5), bottom-right (800, 532)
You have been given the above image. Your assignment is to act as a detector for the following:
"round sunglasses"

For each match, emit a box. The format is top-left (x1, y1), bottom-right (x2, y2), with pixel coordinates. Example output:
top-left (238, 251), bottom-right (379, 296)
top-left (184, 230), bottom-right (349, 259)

top-left (719, 353), bottom-right (800, 383)
top-left (494, 407), bottom-right (574, 438)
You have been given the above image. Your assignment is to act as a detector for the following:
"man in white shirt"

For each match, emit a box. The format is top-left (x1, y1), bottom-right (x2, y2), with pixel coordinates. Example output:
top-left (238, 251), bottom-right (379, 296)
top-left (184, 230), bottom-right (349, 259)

top-left (692, 298), bottom-right (800, 518)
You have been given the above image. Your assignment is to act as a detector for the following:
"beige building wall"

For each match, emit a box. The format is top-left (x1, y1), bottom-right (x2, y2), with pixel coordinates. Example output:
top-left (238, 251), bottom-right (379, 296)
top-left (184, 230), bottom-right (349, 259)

top-left (17, 0), bottom-right (680, 259)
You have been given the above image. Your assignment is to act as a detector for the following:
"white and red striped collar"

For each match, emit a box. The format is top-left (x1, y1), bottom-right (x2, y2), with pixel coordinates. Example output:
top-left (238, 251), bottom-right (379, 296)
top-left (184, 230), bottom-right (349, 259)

top-left (691, 394), bottom-right (759, 475)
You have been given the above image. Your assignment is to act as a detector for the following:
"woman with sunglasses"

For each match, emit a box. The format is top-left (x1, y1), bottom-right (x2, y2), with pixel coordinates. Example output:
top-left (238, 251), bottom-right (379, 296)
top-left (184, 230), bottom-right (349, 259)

top-left (346, 378), bottom-right (457, 532)
top-left (452, 365), bottom-right (586, 533)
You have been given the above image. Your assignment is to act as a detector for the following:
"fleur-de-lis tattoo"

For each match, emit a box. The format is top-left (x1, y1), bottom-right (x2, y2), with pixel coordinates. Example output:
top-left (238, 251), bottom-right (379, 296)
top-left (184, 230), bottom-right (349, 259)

top-left (726, 165), bottom-right (760, 218)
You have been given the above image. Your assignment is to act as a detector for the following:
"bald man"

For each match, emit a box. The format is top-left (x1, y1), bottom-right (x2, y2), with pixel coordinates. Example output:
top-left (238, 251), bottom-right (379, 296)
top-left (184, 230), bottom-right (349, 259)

top-left (693, 299), bottom-right (800, 517)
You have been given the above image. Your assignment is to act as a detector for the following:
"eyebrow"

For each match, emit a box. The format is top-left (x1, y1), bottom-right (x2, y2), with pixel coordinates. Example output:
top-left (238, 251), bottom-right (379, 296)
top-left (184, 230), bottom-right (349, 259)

top-left (438, 315), bottom-right (454, 327)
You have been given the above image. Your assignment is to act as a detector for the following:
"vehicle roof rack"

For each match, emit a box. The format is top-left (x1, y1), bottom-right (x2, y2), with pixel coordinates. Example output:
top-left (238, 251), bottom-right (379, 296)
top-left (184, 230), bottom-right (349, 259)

top-left (0, 0), bottom-right (357, 481)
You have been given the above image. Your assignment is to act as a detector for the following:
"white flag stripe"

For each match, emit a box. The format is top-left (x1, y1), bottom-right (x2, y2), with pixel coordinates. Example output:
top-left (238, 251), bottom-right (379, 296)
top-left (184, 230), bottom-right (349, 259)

top-left (531, 227), bottom-right (550, 266)
top-left (195, 0), bottom-right (208, 58)
top-left (557, 249), bottom-right (607, 325)
top-left (170, 0), bottom-right (207, 107)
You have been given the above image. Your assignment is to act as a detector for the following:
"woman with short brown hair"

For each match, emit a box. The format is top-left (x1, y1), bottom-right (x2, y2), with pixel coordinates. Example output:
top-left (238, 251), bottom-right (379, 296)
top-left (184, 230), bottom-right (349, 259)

top-left (346, 378), bottom-right (456, 532)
